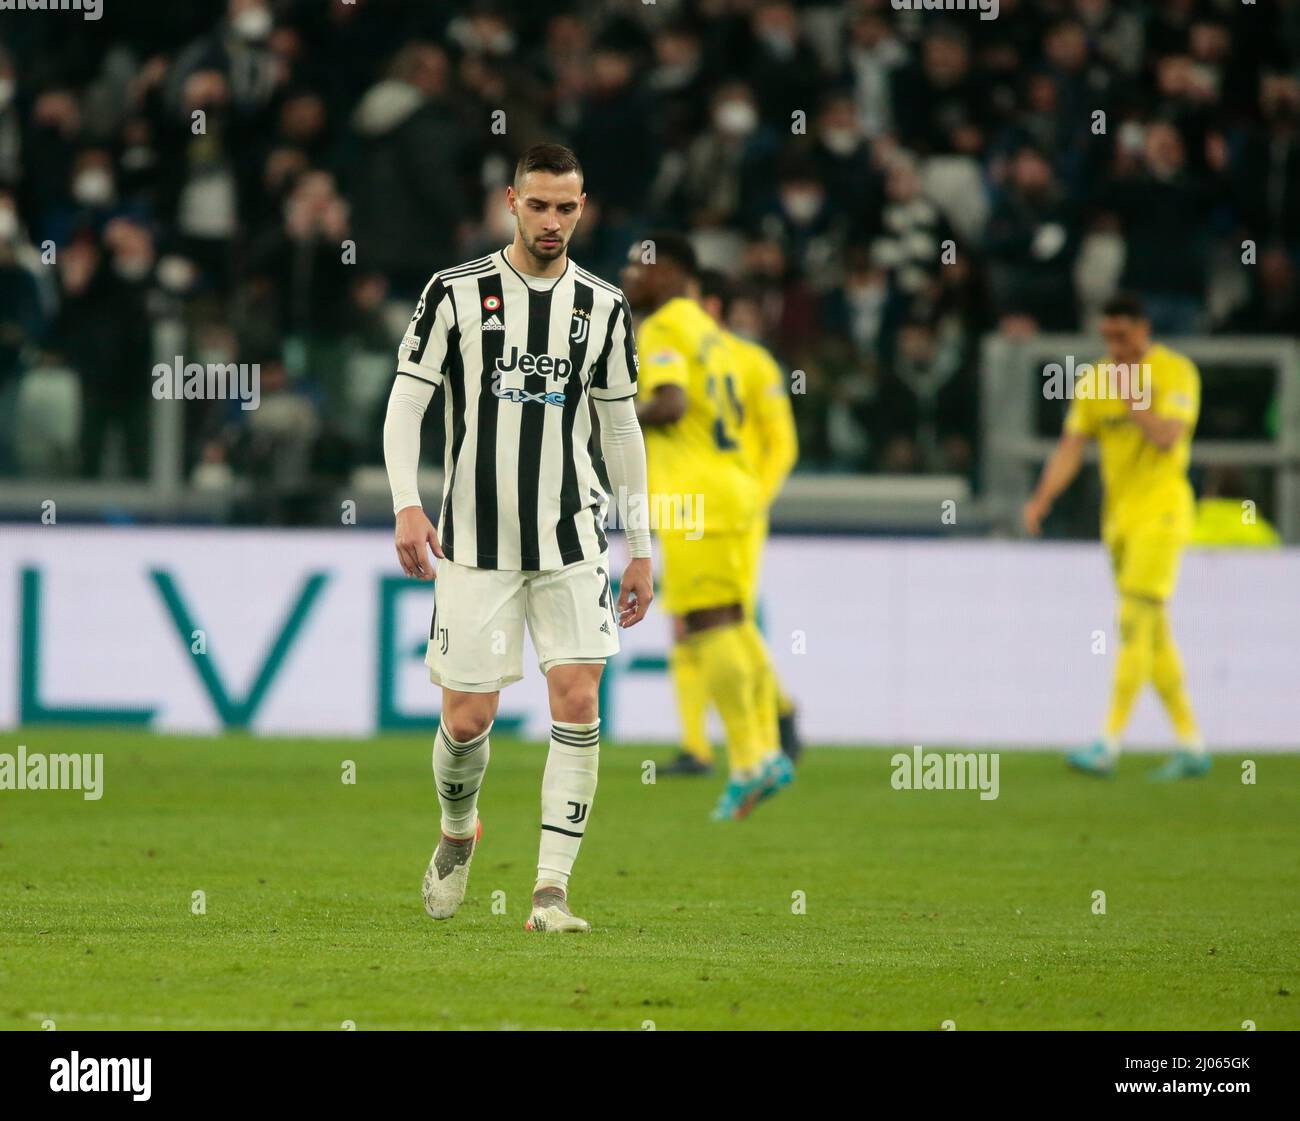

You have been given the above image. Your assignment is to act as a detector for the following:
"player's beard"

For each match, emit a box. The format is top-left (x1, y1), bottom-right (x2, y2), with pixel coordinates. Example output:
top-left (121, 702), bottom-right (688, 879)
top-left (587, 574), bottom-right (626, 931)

top-left (520, 224), bottom-right (567, 264)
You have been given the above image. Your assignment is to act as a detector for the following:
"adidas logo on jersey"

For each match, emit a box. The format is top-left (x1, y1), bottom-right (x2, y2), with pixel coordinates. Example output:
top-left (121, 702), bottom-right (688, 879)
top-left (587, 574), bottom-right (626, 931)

top-left (482, 314), bottom-right (505, 331)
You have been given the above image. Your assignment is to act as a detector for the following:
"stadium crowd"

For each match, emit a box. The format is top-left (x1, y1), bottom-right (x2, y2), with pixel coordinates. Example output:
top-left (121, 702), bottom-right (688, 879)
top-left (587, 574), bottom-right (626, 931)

top-left (0, 0), bottom-right (1298, 500)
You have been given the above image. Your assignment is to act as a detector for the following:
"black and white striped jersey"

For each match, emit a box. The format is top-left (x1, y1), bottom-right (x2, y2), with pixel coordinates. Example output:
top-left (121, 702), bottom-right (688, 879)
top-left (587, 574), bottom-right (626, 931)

top-left (396, 247), bottom-right (639, 571)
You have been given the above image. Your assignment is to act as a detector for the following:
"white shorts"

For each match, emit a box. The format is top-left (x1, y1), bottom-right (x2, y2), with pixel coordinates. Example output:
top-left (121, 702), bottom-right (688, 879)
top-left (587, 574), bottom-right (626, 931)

top-left (426, 554), bottom-right (621, 693)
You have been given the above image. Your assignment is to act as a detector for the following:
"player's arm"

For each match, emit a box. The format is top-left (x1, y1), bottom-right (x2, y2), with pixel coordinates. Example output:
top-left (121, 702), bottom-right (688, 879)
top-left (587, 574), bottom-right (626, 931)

top-left (1126, 404), bottom-right (1185, 450)
top-left (752, 350), bottom-right (798, 502)
top-left (594, 396), bottom-right (653, 627)
top-left (632, 316), bottom-right (689, 429)
top-left (1024, 386), bottom-right (1097, 536)
top-left (385, 276), bottom-right (454, 579)
top-left (1126, 364), bottom-right (1197, 450)
top-left (636, 385), bottom-right (687, 427)
top-left (1023, 430), bottom-right (1088, 536)
top-left (591, 295), bottom-right (653, 626)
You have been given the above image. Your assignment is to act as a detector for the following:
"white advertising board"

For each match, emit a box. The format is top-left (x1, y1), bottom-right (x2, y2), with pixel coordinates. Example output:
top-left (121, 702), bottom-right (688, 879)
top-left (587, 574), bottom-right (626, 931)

top-left (0, 528), bottom-right (1295, 749)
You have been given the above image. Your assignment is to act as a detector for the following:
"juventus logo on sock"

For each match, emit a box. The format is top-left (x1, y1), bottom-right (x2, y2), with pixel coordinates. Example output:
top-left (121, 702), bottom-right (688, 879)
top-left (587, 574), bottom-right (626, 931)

top-left (537, 722), bottom-right (600, 888)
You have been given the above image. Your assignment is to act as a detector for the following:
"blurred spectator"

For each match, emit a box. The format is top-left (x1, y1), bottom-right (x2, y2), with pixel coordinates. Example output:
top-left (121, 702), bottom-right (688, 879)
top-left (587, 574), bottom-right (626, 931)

top-left (0, 191), bottom-right (48, 472)
top-left (1097, 120), bottom-right (1226, 334)
top-left (0, 48), bottom-right (20, 191)
top-left (868, 152), bottom-right (956, 315)
top-left (572, 45), bottom-right (654, 224)
top-left (1225, 247), bottom-right (1300, 336)
top-left (1234, 75), bottom-right (1300, 250)
top-left (349, 43), bottom-right (468, 296)
top-left (843, 5), bottom-right (906, 140)
top-left (984, 146), bottom-right (1080, 331)
top-left (676, 81), bottom-right (776, 231)
top-left (744, 1), bottom-right (824, 126)
top-left (892, 29), bottom-right (988, 158)
top-left (246, 169), bottom-right (352, 419)
top-left (52, 219), bottom-right (157, 479)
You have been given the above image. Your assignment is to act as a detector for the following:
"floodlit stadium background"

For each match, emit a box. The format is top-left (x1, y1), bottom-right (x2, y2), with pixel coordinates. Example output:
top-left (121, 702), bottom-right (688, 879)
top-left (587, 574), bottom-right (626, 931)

top-left (1, 0), bottom-right (1297, 747)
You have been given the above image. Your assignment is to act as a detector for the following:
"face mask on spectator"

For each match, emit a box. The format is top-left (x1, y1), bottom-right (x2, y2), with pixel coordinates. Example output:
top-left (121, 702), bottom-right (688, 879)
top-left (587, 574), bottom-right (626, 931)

top-left (114, 255), bottom-right (153, 282)
top-left (714, 100), bottom-right (757, 136)
top-left (232, 6), bottom-right (273, 42)
top-left (0, 79), bottom-right (14, 109)
top-left (157, 254), bottom-right (197, 294)
top-left (822, 128), bottom-right (859, 156)
top-left (781, 188), bottom-right (823, 225)
top-left (1118, 121), bottom-right (1145, 154)
top-left (758, 30), bottom-right (796, 58)
top-left (122, 145), bottom-right (157, 172)
top-left (73, 169), bottom-right (115, 207)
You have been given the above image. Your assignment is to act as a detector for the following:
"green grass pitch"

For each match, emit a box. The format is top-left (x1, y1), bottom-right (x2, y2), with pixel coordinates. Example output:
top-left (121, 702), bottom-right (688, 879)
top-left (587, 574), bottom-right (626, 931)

top-left (2, 728), bottom-right (1297, 1030)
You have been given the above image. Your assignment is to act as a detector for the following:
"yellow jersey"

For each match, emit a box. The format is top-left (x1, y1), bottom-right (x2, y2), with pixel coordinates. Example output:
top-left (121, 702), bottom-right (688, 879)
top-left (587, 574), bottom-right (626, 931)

top-left (1064, 342), bottom-right (1199, 538)
top-left (637, 297), bottom-right (760, 535)
top-left (727, 330), bottom-right (798, 506)
top-left (1191, 498), bottom-right (1281, 547)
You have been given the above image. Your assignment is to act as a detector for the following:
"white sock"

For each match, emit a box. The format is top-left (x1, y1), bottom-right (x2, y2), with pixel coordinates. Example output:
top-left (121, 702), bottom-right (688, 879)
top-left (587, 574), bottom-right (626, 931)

top-left (434, 720), bottom-right (491, 840)
top-left (536, 720), bottom-right (599, 893)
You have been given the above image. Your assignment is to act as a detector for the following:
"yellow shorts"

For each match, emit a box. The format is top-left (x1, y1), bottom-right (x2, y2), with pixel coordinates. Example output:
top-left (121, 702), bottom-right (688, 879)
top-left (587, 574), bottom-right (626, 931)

top-left (659, 531), bottom-right (751, 616)
top-left (1108, 531), bottom-right (1187, 602)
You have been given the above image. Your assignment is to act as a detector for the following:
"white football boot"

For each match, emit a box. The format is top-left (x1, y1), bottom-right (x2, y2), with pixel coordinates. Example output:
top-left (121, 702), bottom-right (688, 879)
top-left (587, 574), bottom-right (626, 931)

top-left (422, 819), bottom-right (482, 920)
top-left (524, 885), bottom-right (590, 933)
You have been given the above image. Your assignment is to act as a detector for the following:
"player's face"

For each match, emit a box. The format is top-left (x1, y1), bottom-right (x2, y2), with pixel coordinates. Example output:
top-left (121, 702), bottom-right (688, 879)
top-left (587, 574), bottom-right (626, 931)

top-left (507, 172), bottom-right (584, 263)
top-left (620, 246), bottom-right (651, 309)
top-left (621, 244), bottom-right (679, 311)
top-left (1099, 315), bottom-right (1150, 364)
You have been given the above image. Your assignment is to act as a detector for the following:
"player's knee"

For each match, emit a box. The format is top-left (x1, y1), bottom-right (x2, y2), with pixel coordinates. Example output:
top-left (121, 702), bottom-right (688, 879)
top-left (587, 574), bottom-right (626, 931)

top-left (441, 695), bottom-right (495, 742)
top-left (549, 674), bottom-right (600, 724)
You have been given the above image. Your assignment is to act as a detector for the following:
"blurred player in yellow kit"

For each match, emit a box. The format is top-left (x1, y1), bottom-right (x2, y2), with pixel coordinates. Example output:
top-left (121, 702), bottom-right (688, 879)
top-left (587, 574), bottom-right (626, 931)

top-left (1024, 294), bottom-right (1208, 780)
top-left (654, 268), bottom-right (801, 776)
top-left (621, 233), bottom-right (794, 820)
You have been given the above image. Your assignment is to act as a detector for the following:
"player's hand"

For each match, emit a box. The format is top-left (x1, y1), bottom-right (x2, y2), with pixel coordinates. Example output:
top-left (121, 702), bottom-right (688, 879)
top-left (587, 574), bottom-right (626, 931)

top-left (617, 557), bottom-right (653, 628)
top-left (1022, 496), bottom-right (1049, 537)
top-left (395, 506), bottom-right (443, 580)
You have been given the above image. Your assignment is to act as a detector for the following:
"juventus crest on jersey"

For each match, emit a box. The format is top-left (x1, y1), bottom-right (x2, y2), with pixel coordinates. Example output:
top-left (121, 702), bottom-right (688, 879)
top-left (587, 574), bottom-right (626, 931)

top-left (397, 248), bottom-right (639, 572)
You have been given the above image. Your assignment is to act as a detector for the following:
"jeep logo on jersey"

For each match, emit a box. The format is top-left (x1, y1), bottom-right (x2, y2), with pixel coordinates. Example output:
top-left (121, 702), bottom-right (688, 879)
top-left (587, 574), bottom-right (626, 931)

top-left (492, 346), bottom-right (572, 406)
top-left (496, 346), bottom-right (573, 379)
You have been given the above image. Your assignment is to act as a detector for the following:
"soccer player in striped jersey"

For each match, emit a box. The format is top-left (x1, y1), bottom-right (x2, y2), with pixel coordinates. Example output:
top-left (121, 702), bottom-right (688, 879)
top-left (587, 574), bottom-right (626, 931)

top-left (623, 233), bottom-right (794, 821)
top-left (383, 144), bottom-right (654, 933)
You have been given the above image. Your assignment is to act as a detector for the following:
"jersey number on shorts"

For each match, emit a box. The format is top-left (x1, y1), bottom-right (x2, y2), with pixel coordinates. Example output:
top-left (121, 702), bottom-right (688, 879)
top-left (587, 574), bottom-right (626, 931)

top-left (596, 565), bottom-right (616, 631)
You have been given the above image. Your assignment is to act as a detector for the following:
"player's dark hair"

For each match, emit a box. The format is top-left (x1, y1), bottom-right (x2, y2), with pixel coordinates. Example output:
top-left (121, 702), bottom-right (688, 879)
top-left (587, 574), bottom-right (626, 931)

top-left (514, 144), bottom-right (584, 189)
top-left (646, 230), bottom-right (698, 278)
top-left (697, 267), bottom-right (734, 314)
top-left (1101, 293), bottom-right (1147, 320)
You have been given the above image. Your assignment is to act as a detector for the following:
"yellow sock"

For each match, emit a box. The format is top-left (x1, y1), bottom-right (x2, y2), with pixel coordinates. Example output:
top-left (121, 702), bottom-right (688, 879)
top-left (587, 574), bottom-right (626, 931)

top-left (1104, 595), bottom-right (1159, 739)
top-left (737, 621), bottom-right (779, 758)
top-left (1150, 604), bottom-right (1202, 747)
top-left (668, 640), bottom-right (713, 763)
top-left (692, 623), bottom-right (766, 776)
